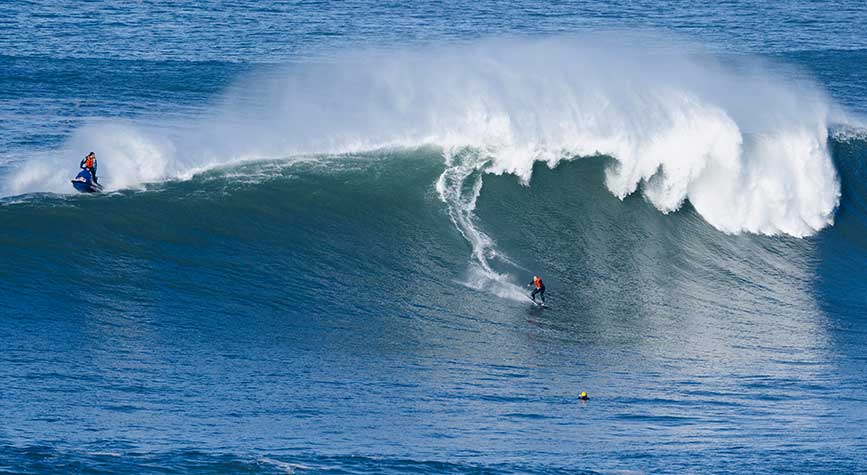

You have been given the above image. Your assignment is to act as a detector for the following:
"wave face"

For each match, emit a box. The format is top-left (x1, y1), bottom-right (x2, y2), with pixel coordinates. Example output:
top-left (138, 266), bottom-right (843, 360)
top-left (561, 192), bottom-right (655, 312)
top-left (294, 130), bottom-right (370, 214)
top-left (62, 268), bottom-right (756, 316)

top-left (4, 134), bottom-right (866, 319)
top-left (3, 140), bottom-right (863, 316)
top-left (4, 140), bottom-right (867, 475)
top-left (4, 36), bottom-right (843, 237)
top-left (3, 140), bottom-right (867, 473)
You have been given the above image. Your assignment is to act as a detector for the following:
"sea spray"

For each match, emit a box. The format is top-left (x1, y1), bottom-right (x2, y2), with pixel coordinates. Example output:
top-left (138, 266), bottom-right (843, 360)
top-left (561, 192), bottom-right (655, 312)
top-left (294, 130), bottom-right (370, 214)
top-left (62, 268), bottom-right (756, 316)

top-left (4, 34), bottom-right (842, 237)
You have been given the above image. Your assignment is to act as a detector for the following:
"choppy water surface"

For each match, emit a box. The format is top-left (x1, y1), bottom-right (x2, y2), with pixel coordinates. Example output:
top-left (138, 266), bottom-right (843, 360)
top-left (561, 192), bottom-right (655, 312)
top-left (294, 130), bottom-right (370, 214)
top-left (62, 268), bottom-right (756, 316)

top-left (2, 2), bottom-right (867, 474)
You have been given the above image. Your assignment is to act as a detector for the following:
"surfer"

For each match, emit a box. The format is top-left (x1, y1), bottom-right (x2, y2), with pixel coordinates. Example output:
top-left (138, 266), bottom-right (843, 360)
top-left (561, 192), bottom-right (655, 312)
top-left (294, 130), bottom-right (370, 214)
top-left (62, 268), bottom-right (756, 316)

top-left (528, 275), bottom-right (546, 305)
top-left (79, 152), bottom-right (98, 184)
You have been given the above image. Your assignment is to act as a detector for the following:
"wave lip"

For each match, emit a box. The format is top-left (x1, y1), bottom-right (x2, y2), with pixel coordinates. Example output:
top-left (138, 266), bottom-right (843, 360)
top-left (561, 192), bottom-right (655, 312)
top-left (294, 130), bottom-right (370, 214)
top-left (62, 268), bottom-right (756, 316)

top-left (3, 34), bottom-right (844, 237)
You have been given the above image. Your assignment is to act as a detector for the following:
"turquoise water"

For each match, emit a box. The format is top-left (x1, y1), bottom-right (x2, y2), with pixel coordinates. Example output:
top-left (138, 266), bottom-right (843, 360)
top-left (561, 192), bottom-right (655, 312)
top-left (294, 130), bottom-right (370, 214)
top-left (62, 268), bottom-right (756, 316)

top-left (2, 2), bottom-right (867, 474)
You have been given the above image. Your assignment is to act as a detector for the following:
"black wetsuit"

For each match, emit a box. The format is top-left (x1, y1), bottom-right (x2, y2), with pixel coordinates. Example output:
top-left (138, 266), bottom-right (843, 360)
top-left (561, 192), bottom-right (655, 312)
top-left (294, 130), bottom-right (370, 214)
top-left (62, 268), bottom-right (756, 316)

top-left (531, 280), bottom-right (546, 303)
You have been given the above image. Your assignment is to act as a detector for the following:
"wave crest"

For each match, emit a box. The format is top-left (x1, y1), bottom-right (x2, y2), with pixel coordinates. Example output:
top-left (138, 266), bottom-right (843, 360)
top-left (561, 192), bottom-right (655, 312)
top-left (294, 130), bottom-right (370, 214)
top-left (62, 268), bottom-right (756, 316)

top-left (5, 34), bottom-right (843, 236)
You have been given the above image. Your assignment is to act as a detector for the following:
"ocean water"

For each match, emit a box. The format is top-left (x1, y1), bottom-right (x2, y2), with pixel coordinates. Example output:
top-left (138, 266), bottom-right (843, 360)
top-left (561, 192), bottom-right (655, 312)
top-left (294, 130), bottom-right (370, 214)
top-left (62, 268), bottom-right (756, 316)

top-left (2, 1), bottom-right (867, 474)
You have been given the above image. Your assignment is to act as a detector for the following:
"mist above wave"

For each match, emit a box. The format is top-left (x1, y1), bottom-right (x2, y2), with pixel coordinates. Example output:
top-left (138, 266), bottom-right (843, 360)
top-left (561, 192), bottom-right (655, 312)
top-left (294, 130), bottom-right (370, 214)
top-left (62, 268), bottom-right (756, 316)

top-left (5, 33), bottom-right (842, 236)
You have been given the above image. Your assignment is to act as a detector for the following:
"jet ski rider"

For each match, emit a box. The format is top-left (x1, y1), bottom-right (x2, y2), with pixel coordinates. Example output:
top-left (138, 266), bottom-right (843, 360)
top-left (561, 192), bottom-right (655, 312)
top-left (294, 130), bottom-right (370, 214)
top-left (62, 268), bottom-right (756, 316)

top-left (80, 152), bottom-right (98, 184)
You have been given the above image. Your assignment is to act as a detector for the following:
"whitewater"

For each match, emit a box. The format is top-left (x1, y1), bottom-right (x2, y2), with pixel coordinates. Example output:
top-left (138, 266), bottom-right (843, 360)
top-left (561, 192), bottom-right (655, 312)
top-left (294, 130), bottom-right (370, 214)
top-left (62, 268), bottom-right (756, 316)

top-left (4, 36), bottom-right (845, 239)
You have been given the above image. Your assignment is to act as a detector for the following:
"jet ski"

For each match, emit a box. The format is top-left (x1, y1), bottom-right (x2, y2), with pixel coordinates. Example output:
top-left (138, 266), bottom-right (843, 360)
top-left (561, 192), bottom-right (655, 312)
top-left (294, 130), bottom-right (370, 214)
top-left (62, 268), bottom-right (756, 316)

top-left (71, 169), bottom-right (103, 193)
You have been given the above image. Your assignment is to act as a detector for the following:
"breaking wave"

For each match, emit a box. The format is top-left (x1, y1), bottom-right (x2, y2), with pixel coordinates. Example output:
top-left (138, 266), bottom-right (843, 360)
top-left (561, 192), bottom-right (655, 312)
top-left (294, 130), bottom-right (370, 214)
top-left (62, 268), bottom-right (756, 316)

top-left (4, 34), bottom-right (849, 241)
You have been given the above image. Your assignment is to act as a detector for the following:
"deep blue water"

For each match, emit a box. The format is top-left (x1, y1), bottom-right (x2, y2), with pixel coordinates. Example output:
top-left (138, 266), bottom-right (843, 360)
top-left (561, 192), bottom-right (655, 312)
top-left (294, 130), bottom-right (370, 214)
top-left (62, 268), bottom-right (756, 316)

top-left (2, 2), bottom-right (867, 474)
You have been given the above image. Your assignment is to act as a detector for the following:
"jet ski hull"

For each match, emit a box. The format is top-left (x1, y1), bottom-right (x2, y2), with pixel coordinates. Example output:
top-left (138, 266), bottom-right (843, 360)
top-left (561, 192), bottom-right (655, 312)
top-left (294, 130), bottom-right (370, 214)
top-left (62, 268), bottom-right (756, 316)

top-left (71, 170), bottom-right (103, 193)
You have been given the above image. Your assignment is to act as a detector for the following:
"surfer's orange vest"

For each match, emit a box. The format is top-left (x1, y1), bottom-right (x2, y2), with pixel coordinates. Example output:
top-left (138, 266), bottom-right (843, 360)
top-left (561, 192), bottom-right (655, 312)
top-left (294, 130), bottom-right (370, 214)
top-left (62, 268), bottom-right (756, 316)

top-left (84, 157), bottom-right (95, 168)
top-left (533, 277), bottom-right (543, 289)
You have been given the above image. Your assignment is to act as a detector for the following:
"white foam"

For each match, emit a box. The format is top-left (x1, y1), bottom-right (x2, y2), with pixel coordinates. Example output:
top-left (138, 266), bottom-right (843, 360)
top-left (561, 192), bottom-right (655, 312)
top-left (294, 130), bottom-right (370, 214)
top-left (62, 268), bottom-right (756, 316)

top-left (5, 122), bottom-right (175, 194)
top-left (436, 146), bottom-right (529, 300)
top-left (258, 458), bottom-right (310, 474)
top-left (3, 34), bottom-right (843, 237)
